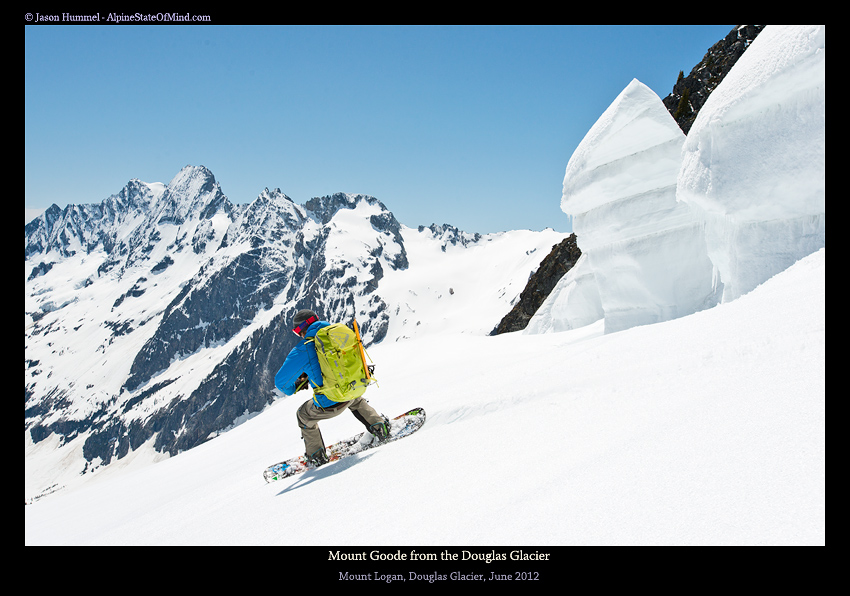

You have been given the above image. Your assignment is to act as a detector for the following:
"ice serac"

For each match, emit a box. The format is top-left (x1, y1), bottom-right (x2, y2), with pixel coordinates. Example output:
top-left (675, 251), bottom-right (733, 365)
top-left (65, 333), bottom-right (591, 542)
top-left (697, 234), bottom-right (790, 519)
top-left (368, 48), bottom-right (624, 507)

top-left (677, 25), bottom-right (825, 302)
top-left (558, 78), bottom-right (717, 334)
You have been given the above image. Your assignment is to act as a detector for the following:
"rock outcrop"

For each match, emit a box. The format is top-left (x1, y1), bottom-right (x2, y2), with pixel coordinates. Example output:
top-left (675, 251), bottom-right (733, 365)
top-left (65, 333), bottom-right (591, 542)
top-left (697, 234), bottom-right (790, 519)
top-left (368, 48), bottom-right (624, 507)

top-left (492, 234), bottom-right (581, 334)
top-left (663, 25), bottom-right (765, 134)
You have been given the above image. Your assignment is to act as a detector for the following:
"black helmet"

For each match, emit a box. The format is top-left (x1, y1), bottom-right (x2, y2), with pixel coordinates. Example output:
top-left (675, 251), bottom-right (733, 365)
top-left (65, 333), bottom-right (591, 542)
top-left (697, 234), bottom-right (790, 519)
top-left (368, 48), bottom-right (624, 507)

top-left (292, 309), bottom-right (318, 336)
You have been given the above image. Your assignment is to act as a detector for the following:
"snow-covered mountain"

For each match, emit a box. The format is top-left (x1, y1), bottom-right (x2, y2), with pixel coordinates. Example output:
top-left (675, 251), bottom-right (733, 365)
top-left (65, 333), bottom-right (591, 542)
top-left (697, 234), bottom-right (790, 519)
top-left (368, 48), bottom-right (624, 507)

top-left (25, 167), bottom-right (565, 493)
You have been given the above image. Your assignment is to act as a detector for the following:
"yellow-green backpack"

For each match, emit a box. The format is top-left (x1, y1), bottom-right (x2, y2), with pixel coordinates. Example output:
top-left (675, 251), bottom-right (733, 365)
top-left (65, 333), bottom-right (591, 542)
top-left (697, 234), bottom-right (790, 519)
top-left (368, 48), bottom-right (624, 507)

top-left (307, 321), bottom-right (375, 403)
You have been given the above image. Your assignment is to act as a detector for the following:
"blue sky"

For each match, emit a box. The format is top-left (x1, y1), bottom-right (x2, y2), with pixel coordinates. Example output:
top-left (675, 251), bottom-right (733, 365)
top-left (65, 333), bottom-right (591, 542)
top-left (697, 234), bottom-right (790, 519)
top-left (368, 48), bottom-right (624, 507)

top-left (26, 25), bottom-right (734, 234)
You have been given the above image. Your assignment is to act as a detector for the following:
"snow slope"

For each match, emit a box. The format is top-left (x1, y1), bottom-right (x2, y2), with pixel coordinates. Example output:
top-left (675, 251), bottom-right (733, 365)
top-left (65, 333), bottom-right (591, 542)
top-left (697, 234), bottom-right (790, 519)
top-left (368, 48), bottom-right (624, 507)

top-left (25, 248), bottom-right (825, 546)
top-left (380, 226), bottom-right (562, 341)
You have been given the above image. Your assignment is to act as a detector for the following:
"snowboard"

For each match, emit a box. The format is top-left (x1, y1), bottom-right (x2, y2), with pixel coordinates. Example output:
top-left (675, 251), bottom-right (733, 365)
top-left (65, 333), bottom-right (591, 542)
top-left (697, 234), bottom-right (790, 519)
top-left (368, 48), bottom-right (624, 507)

top-left (263, 407), bottom-right (426, 483)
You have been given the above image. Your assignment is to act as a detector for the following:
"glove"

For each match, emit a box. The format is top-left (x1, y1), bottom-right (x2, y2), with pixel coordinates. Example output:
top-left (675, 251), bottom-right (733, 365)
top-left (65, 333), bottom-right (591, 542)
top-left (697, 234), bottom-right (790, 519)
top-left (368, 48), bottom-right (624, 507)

top-left (295, 373), bottom-right (310, 392)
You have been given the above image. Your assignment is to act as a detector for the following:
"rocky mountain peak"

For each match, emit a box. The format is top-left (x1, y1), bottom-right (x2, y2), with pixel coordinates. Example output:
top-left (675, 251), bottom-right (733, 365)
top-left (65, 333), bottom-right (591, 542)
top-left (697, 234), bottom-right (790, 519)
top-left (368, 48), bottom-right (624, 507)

top-left (305, 192), bottom-right (382, 224)
top-left (156, 164), bottom-right (232, 225)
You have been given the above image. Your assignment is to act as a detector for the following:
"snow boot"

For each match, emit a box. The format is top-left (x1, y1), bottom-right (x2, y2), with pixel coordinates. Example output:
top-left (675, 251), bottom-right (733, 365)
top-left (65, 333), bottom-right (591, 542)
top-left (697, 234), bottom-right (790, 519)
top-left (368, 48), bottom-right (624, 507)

top-left (369, 417), bottom-right (391, 443)
top-left (306, 448), bottom-right (329, 467)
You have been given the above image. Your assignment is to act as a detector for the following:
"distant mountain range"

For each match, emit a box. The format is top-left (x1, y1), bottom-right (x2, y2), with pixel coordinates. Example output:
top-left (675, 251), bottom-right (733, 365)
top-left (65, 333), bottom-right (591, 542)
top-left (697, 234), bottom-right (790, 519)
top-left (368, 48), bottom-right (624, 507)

top-left (25, 164), bottom-right (564, 475)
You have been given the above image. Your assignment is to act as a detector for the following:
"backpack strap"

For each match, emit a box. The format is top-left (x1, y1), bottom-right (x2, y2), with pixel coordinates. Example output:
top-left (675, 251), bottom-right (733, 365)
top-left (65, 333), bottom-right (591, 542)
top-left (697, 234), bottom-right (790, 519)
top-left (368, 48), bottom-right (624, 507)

top-left (351, 317), bottom-right (373, 381)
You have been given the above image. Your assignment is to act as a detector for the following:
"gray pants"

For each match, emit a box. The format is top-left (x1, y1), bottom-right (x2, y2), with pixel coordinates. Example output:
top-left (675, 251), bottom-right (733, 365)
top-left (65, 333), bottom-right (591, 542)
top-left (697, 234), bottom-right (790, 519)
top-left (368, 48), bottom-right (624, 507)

top-left (296, 397), bottom-right (384, 457)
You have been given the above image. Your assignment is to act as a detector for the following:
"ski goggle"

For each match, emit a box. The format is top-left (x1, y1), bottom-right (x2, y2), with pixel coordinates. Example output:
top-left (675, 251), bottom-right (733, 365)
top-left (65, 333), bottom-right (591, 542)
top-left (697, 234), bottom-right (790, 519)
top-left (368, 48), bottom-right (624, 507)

top-left (292, 315), bottom-right (318, 336)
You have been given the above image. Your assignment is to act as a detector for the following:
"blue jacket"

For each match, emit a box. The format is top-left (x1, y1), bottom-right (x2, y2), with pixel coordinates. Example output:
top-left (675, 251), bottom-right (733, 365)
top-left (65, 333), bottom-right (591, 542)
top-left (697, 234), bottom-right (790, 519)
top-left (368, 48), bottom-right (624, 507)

top-left (274, 320), bottom-right (338, 408)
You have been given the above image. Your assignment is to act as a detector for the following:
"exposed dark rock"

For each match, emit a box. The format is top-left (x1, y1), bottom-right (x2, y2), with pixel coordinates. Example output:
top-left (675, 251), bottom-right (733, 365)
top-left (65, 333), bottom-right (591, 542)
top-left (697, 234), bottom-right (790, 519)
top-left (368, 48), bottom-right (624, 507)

top-left (492, 234), bottom-right (582, 334)
top-left (27, 261), bottom-right (53, 281)
top-left (418, 223), bottom-right (482, 252)
top-left (663, 25), bottom-right (765, 134)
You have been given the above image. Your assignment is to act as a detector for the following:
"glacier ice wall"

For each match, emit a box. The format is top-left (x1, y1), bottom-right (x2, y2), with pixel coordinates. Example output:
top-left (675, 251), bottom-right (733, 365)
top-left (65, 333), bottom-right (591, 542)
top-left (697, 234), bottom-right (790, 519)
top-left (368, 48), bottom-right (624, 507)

top-left (677, 25), bottom-right (825, 302)
top-left (557, 79), bottom-right (718, 334)
top-left (530, 25), bottom-right (825, 336)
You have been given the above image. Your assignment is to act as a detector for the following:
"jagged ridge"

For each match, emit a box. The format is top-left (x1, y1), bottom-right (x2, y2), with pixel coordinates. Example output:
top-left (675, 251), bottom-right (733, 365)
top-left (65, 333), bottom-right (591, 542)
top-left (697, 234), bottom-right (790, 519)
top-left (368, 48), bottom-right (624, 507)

top-left (25, 166), bottom-right (559, 475)
top-left (25, 166), bottom-right (412, 467)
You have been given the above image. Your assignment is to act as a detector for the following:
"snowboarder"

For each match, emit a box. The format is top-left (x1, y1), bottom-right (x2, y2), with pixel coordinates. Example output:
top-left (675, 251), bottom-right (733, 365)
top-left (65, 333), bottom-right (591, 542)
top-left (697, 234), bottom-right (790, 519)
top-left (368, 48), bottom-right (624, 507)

top-left (274, 309), bottom-right (390, 467)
